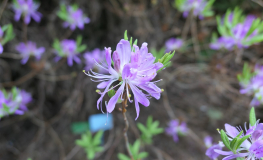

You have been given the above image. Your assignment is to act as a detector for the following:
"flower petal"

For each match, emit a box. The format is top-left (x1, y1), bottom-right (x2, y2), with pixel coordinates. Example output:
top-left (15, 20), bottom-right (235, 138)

top-left (107, 83), bottom-right (125, 113)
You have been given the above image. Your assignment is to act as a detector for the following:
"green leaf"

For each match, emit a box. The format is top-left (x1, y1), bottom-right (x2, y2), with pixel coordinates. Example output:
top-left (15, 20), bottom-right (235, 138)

top-left (250, 107), bottom-right (256, 126)
top-left (76, 35), bottom-right (83, 46)
top-left (77, 45), bottom-right (87, 53)
top-left (220, 129), bottom-right (231, 150)
top-left (246, 34), bottom-right (263, 46)
top-left (71, 122), bottom-right (89, 134)
top-left (94, 146), bottom-right (104, 152)
top-left (3, 104), bottom-right (10, 113)
top-left (236, 130), bottom-right (243, 138)
top-left (138, 152), bottom-right (148, 159)
top-left (129, 37), bottom-right (133, 47)
top-left (132, 140), bottom-right (140, 155)
top-left (151, 128), bottom-right (164, 135)
top-left (124, 30), bottom-right (128, 40)
top-left (92, 130), bottom-right (103, 146)
top-left (87, 149), bottom-right (95, 160)
top-left (146, 116), bottom-right (153, 128)
top-left (118, 153), bottom-right (130, 160)
top-left (230, 137), bottom-right (238, 150)
top-left (246, 18), bottom-right (260, 37)
top-left (236, 135), bottom-right (251, 149)
top-left (108, 88), bottom-right (116, 98)
top-left (11, 87), bottom-right (18, 100)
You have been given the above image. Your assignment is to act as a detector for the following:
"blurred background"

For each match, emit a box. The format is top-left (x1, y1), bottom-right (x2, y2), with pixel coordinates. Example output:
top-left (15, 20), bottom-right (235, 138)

top-left (0, 0), bottom-right (263, 159)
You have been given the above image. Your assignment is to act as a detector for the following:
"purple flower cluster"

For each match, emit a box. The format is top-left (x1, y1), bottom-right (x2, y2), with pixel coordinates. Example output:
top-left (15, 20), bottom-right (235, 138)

top-left (12, 0), bottom-right (42, 24)
top-left (84, 49), bottom-right (106, 73)
top-left (215, 123), bottom-right (263, 159)
top-left (0, 88), bottom-right (32, 119)
top-left (62, 6), bottom-right (90, 30)
top-left (181, 0), bottom-right (208, 19)
top-left (210, 15), bottom-right (257, 50)
top-left (0, 27), bottom-right (3, 54)
top-left (165, 38), bottom-right (183, 52)
top-left (204, 136), bottom-right (224, 159)
top-left (240, 65), bottom-right (263, 106)
top-left (16, 41), bottom-right (45, 64)
top-left (165, 119), bottom-right (188, 142)
top-left (54, 39), bottom-right (81, 66)
top-left (84, 39), bottom-right (163, 120)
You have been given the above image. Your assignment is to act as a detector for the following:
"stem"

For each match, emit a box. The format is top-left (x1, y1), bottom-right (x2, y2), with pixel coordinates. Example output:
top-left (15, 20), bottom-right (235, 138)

top-left (122, 94), bottom-right (134, 160)
top-left (235, 48), bottom-right (243, 64)
top-left (23, 22), bottom-right (28, 43)
top-left (182, 10), bottom-right (193, 41)
top-left (0, 0), bottom-right (8, 21)
top-left (190, 13), bottom-right (200, 59)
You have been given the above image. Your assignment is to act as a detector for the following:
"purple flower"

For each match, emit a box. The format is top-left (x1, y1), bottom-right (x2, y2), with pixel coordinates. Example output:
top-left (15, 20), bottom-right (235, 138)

top-left (165, 38), bottom-right (183, 52)
top-left (165, 119), bottom-right (188, 142)
top-left (12, 0), bottom-right (42, 24)
top-left (240, 65), bottom-right (263, 107)
top-left (215, 123), bottom-right (263, 160)
top-left (16, 41), bottom-right (45, 64)
top-left (211, 15), bottom-right (257, 50)
top-left (0, 27), bottom-right (3, 54)
top-left (62, 6), bottom-right (90, 30)
top-left (0, 88), bottom-right (32, 118)
top-left (84, 39), bottom-right (163, 120)
top-left (181, 0), bottom-right (208, 19)
top-left (204, 136), bottom-right (224, 160)
top-left (83, 49), bottom-right (106, 73)
top-left (54, 39), bottom-right (81, 66)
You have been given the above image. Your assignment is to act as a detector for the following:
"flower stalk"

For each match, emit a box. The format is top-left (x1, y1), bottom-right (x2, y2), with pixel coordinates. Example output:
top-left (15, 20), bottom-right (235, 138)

top-left (122, 89), bottom-right (134, 160)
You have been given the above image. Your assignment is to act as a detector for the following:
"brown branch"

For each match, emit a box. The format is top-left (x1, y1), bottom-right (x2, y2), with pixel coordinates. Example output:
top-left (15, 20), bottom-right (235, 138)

top-left (122, 93), bottom-right (134, 160)
top-left (190, 12), bottom-right (200, 58)
top-left (0, 0), bottom-right (8, 20)
top-left (182, 10), bottom-right (193, 41)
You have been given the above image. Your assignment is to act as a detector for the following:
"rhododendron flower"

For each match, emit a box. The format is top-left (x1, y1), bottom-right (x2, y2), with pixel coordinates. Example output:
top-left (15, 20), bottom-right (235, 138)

top-left (16, 41), bottom-right (45, 64)
top-left (165, 38), bottom-right (183, 52)
top-left (165, 119), bottom-right (188, 142)
top-left (0, 88), bottom-right (32, 118)
top-left (204, 136), bottom-right (224, 160)
top-left (83, 49), bottom-right (106, 73)
top-left (84, 39), bottom-right (163, 120)
top-left (54, 39), bottom-right (82, 66)
top-left (215, 123), bottom-right (263, 160)
top-left (211, 12), bottom-right (260, 50)
top-left (62, 6), bottom-right (90, 30)
top-left (12, 0), bottom-right (42, 24)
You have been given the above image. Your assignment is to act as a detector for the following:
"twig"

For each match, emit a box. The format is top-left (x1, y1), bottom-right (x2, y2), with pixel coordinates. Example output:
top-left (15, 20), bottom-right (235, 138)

top-left (60, 29), bottom-right (73, 40)
top-left (0, 0), bottom-right (8, 20)
top-left (182, 10), bottom-right (193, 41)
top-left (235, 48), bottom-right (244, 64)
top-left (0, 53), bottom-right (22, 59)
top-left (252, 0), bottom-right (263, 7)
top-left (37, 72), bottom-right (77, 81)
top-left (190, 12), bottom-right (200, 59)
top-left (0, 64), bottom-right (44, 87)
top-left (122, 93), bottom-right (134, 160)
top-left (23, 22), bottom-right (28, 43)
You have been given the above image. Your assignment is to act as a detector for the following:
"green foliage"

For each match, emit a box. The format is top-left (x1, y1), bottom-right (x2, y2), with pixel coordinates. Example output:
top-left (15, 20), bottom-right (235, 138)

top-left (157, 51), bottom-right (175, 73)
top-left (249, 107), bottom-right (256, 126)
top-left (71, 122), bottom-right (89, 134)
top-left (150, 47), bottom-right (166, 63)
top-left (76, 35), bottom-right (87, 53)
top-left (124, 30), bottom-right (137, 51)
top-left (75, 130), bottom-right (104, 160)
top-left (137, 116), bottom-right (163, 144)
top-left (107, 87), bottom-right (116, 98)
top-left (220, 128), bottom-right (251, 154)
top-left (117, 140), bottom-right (148, 160)
top-left (27, 158), bottom-right (32, 160)
top-left (1, 24), bottom-right (15, 45)
top-left (237, 63), bottom-right (254, 86)
top-left (57, 4), bottom-right (68, 20)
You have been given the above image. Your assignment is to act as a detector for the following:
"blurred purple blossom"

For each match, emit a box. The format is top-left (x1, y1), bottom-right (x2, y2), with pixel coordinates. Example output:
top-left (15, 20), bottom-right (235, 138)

top-left (0, 88), bottom-right (32, 118)
top-left (204, 136), bottom-right (223, 160)
top-left (54, 39), bottom-right (81, 66)
top-left (83, 48), bottom-right (106, 73)
top-left (165, 119), bottom-right (188, 142)
top-left (211, 15), bottom-right (257, 50)
top-left (84, 39), bottom-right (163, 120)
top-left (16, 41), bottom-right (45, 64)
top-left (62, 6), bottom-right (90, 30)
top-left (0, 27), bottom-right (3, 54)
top-left (240, 65), bottom-right (263, 106)
top-left (12, 0), bottom-right (42, 24)
top-left (165, 38), bottom-right (183, 52)
top-left (181, 0), bottom-right (207, 19)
